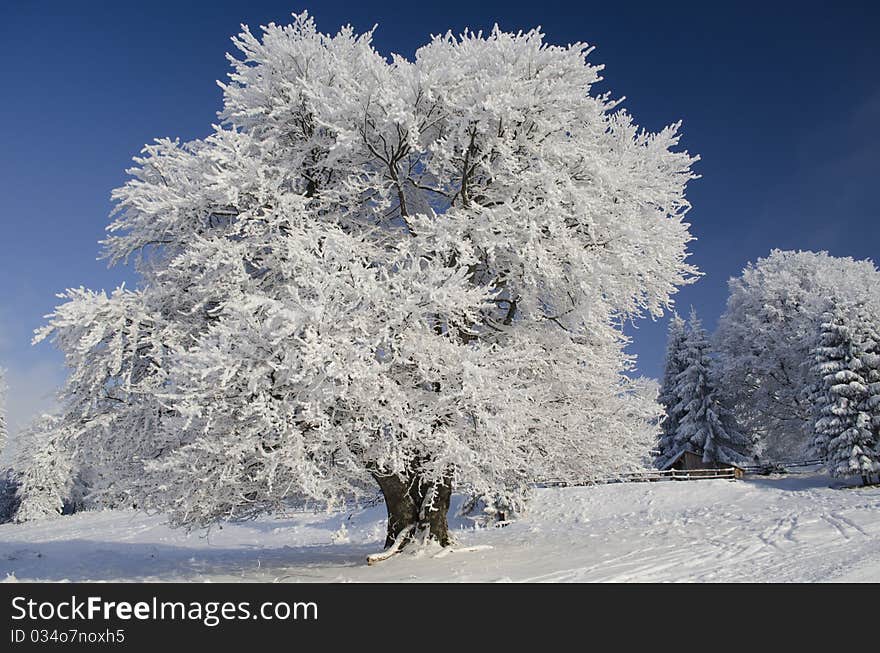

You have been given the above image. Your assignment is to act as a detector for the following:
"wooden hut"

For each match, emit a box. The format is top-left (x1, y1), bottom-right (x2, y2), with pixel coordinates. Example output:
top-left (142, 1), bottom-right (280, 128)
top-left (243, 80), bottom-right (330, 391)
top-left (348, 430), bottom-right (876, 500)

top-left (658, 445), bottom-right (745, 479)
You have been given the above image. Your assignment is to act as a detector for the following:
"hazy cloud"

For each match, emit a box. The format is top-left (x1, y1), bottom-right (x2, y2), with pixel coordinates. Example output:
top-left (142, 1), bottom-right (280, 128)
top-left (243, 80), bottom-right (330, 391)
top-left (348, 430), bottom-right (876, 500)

top-left (3, 359), bottom-right (63, 437)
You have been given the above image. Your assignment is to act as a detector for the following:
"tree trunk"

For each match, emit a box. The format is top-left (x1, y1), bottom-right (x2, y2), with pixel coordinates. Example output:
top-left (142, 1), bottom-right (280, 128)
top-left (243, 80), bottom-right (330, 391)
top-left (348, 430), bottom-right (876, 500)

top-left (372, 473), bottom-right (418, 548)
top-left (372, 471), bottom-right (453, 549)
top-left (419, 474), bottom-right (452, 547)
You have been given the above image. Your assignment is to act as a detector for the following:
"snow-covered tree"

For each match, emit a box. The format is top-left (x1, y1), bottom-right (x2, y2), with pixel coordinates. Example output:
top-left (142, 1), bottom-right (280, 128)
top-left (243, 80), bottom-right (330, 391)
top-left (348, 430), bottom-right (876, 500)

top-left (861, 322), bottom-right (880, 464)
top-left (0, 367), bottom-right (7, 456)
top-left (812, 307), bottom-right (880, 485)
top-left (36, 14), bottom-right (699, 549)
top-left (715, 250), bottom-right (880, 460)
top-left (12, 415), bottom-right (75, 522)
top-left (656, 313), bottom-right (688, 464)
top-left (811, 310), bottom-right (854, 463)
top-left (0, 470), bottom-right (18, 524)
top-left (0, 368), bottom-right (17, 523)
top-left (663, 310), bottom-right (750, 466)
top-left (0, 374), bottom-right (81, 523)
top-left (860, 312), bottom-right (880, 457)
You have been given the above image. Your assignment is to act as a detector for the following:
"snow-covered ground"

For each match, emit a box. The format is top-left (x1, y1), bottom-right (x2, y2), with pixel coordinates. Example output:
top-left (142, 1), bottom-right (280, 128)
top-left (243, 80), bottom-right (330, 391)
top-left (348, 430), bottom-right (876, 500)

top-left (2, 469), bottom-right (879, 582)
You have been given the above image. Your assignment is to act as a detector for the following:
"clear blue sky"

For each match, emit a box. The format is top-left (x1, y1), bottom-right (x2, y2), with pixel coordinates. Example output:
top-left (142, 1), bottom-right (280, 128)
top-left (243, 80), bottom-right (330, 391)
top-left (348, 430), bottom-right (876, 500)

top-left (1, 1), bottom-right (878, 433)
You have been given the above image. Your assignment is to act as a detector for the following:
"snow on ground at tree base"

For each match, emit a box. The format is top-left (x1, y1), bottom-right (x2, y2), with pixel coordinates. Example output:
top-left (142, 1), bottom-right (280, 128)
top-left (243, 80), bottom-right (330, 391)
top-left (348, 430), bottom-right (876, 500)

top-left (2, 469), bottom-right (880, 583)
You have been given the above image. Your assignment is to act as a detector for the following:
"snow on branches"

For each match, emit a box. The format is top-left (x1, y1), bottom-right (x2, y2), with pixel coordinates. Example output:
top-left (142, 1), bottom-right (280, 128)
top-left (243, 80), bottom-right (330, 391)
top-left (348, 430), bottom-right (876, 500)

top-left (656, 310), bottom-right (750, 467)
top-left (715, 249), bottom-right (880, 460)
top-left (656, 313), bottom-right (687, 463)
top-left (37, 13), bottom-right (699, 537)
top-left (12, 415), bottom-right (76, 522)
top-left (811, 306), bottom-right (880, 484)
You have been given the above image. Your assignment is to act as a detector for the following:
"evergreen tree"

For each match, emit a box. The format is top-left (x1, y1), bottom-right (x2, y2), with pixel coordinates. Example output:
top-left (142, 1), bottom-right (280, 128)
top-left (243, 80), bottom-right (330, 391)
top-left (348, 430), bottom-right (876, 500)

top-left (812, 307), bottom-right (880, 485)
top-left (799, 375), bottom-right (827, 460)
top-left (672, 309), bottom-right (751, 465)
top-left (857, 308), bottom-right (880, 454)
top-left (656, 313), bottom-right (688, 465)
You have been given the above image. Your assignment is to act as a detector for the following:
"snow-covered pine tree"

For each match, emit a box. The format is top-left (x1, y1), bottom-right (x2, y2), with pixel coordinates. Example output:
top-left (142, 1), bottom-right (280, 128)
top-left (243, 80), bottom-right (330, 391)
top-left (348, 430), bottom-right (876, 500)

top-left (656, 313), bottom-right (688, 466)
top-left (857, 306), bottom-right (880, 462)
top-left (36, 13), bottom-right (700, 550)
top-left (812, 307), bottom-right (880, 485)
top-left (673, 309), bottom-right (751, 465)
top-left (799, 374), bottom-right (827, 461)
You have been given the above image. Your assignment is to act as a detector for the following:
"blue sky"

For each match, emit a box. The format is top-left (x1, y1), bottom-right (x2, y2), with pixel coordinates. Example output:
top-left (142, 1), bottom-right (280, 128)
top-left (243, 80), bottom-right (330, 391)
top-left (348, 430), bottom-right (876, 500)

top-left (1, 1), bottom-right (878, 433)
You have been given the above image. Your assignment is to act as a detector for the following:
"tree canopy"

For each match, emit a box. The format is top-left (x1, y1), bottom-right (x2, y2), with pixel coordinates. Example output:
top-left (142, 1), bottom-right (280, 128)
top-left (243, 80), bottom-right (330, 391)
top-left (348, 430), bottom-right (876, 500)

top-left (34, 13), bottom-right (698, 540)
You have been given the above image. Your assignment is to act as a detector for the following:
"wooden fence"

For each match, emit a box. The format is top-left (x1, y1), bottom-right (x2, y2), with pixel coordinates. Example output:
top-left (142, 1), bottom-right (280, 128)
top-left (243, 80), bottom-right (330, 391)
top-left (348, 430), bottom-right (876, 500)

top-left (740, 459), bottom-right (823, 473)
top-left (538, 458), bottom-right (825, 488)
top-left (537, 467), bottom-right (737, 487)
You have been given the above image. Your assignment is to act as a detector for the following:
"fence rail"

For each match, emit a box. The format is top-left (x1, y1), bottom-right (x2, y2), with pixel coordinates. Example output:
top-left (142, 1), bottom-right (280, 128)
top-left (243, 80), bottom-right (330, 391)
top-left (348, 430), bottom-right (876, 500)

top-left (538, 467), bottom-right (737, 487)
top-left (740, 459), bottom-right (823, 472)
top-left (536, 458), bottom-right (827, 488)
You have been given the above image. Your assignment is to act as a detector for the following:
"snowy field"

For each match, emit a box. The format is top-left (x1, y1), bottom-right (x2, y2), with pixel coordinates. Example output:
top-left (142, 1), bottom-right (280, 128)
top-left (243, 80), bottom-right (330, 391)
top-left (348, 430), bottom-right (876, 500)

top-left (2, 469), bottom-right (879, 583)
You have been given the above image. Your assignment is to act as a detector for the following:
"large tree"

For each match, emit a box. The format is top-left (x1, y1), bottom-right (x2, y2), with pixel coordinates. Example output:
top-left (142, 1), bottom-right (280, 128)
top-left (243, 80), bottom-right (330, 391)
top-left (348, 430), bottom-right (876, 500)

top-left (715, 250), bottom-right (880, 460)
top-left (37, 14), bottom-right (698, 548)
